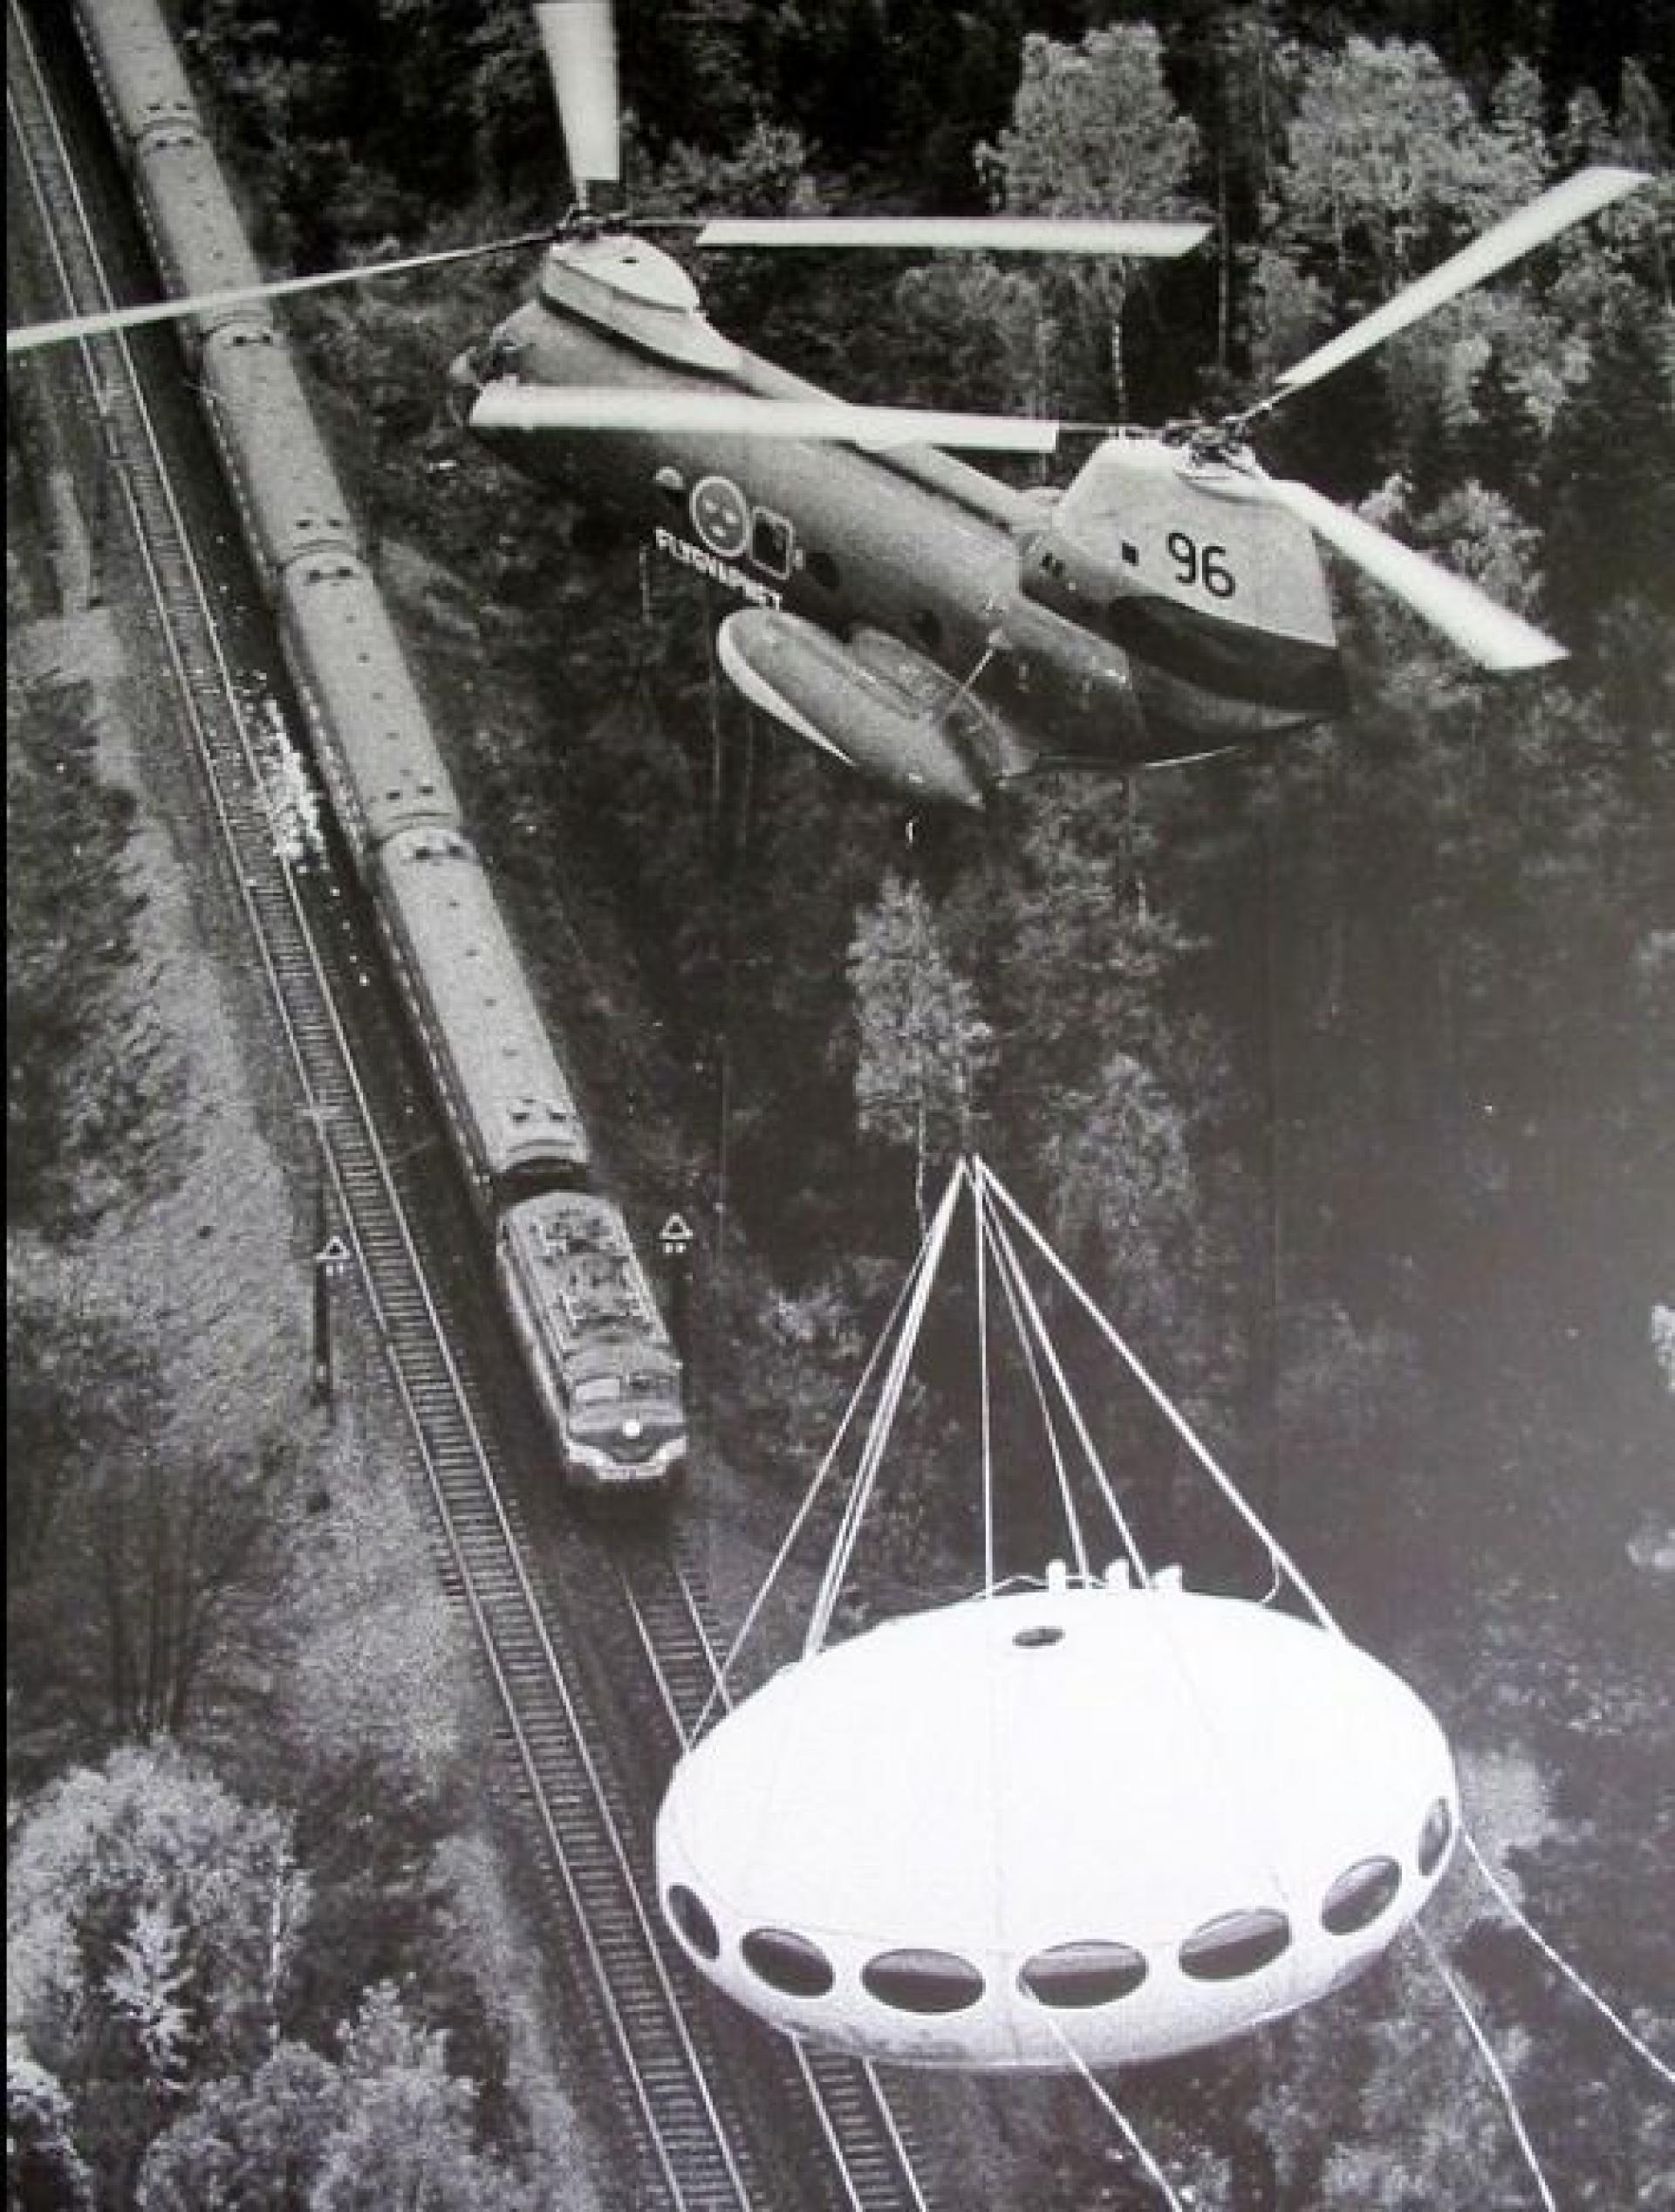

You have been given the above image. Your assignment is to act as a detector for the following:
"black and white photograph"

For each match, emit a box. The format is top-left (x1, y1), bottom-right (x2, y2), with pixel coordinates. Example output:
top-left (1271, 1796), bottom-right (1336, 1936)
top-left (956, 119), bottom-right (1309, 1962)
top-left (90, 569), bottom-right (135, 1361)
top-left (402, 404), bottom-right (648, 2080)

top-left (7, 1), bottom-right (1672, 2204)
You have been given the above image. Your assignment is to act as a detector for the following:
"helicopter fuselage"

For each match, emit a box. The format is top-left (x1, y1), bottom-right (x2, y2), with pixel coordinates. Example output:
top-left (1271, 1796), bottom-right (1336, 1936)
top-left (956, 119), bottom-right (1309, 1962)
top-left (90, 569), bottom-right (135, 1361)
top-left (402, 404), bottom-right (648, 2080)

top-left (451, 237), bottom-right (1338, 805)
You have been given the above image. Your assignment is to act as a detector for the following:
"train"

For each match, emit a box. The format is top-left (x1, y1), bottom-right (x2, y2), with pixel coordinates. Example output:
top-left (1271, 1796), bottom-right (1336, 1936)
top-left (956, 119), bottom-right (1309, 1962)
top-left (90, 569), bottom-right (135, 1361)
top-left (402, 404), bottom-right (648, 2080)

top-left (72, 0), bottom-right (687, 1493)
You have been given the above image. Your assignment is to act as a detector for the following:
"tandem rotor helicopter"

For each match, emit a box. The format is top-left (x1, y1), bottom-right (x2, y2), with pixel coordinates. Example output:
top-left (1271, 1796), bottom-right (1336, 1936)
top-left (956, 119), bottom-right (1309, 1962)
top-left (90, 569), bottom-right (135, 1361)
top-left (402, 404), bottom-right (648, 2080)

top-left (11, 3), bottom-right (1648, 808)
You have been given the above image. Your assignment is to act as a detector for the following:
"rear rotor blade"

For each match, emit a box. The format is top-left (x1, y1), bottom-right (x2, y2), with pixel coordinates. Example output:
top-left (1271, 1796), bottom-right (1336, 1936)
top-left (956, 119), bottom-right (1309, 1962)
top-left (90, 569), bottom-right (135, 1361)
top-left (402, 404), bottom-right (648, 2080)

top-left (695, 216), bottom-right (1210, 257)
top-left (535, 0), bottom-right (620, 200)
top-left (468, 381), bottom-right (1063, 453)
top-left (5, 231), bottom-right (550, 356)
top-left (1268, 477), bottom-right (1565, 670)
top-left (1274, 166), bottom-right (1648, 399)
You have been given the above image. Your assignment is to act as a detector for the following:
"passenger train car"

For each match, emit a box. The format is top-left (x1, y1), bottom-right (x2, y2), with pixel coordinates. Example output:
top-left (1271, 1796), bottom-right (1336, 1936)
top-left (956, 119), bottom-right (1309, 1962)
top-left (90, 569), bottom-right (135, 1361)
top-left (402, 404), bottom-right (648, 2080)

top-left (72, 0), bottom-right (686, 1492)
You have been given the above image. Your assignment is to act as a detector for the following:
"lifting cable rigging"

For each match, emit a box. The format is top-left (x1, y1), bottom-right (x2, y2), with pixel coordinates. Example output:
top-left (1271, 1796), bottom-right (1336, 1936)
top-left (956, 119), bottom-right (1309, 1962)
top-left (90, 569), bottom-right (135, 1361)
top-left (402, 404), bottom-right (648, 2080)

top-left (975, 1157), bottom-right (1337, 1633)
top-left (804, 1161), bottom-right (969, 1656)
top-left (980, 1181), bottom-right (1097, 1584)
top-left (693, 1167), bottom-right (961, 1731)
top-left (973, 1156), bottom-right (995, 1597)
top-left (974, 1165), bottom-right (1152, 1587)
top-left (1042, 2017), bottom-right (1190, 2212)
top-left (705, 1150), bottom-right (1320, 1729)
top-left (1416, 1925), bottom-right (1559, 2212)
top-left (711, 1152), bottom-right (1339, 1715)
top-left (1457, 1832), bottom-right (1675, 2092)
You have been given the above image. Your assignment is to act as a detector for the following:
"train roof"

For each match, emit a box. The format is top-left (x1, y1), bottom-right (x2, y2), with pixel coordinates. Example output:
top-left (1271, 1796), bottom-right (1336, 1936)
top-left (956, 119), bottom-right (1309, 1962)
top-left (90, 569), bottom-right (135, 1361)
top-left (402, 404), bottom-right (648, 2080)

top-left (127, 135), bottom-right (270, 325)
top-left (82, 0), bottom-right (205, 146)
top-left (375, 828), bottom-right (589, 1184)
top-left (502, 1190), bottom-right (676, 1382)
top-left (278, 555), bottom-right (461, 839)
top-left (203, 330), bottom-right (359, 553)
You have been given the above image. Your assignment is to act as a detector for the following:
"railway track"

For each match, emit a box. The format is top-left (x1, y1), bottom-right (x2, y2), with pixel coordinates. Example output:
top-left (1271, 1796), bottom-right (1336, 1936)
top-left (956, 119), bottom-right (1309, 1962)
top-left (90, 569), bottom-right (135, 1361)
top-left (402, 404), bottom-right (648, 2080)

top-left (7, 11), bottom-right (935, 2208)
top-left (616, 1539), bottom-right (935, 2212)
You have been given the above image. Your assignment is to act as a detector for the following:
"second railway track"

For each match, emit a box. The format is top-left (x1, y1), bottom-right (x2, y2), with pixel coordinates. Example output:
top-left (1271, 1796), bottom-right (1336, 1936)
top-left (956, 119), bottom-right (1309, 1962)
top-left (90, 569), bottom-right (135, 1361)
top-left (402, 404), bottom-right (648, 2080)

top-left (7, 7), bottom-right (935, 2207)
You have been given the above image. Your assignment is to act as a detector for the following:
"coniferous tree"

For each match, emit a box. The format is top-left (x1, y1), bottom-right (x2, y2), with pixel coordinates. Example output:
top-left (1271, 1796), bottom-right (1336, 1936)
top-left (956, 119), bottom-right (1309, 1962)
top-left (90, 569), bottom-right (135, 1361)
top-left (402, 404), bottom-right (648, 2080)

top-left (850, 873), bottom-right (993, 1228)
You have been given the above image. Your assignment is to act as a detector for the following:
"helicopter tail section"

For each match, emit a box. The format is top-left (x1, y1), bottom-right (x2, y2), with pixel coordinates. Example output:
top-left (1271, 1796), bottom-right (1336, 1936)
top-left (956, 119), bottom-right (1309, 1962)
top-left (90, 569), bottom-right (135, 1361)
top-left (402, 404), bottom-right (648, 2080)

top-left (1022, 437), bottom-right (1346, 726)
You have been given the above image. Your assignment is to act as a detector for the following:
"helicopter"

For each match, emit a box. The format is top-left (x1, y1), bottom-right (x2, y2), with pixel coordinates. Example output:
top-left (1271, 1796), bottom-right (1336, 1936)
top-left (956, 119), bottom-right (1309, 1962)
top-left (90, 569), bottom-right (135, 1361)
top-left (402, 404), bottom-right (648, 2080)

top-left (446, 7), bottom-right (1650, 807)
top-left (11, 3), bottom-right (1647, 809)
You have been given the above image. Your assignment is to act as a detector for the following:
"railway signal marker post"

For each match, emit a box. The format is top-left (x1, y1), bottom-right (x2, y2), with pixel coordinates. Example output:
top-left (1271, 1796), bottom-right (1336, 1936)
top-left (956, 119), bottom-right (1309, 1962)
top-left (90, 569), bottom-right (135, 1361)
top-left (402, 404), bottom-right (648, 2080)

top-left (660, 1212), bottom-right (695, 1370)
top-left (312, 1234), bottom-right (352, 1408)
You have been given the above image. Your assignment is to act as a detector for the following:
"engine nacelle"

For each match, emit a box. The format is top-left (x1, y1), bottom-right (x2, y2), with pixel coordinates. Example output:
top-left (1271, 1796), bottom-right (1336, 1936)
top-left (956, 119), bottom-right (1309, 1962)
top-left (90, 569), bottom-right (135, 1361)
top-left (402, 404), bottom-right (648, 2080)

top-left (718, 611), bottom-right (1015, 808)
top-left (1022, 436), bottom-right (1346, 721)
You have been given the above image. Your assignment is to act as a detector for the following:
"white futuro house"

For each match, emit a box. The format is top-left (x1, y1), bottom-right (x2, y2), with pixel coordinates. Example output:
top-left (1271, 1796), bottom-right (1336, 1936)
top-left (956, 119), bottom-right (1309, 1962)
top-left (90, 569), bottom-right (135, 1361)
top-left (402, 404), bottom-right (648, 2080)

top-left (656, 1568), bottom-right (1458, 2071)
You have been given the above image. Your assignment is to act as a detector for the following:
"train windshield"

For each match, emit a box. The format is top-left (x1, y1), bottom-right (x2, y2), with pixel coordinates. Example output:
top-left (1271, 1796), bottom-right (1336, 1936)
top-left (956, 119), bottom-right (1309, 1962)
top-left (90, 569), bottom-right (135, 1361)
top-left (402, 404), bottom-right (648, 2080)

top-left (497, 1160), bottom-right (583, 1208)
top-left (572, 1375), bottom-right (624, 1407)
top-left (569, 1366), bottom-right (682, 1433)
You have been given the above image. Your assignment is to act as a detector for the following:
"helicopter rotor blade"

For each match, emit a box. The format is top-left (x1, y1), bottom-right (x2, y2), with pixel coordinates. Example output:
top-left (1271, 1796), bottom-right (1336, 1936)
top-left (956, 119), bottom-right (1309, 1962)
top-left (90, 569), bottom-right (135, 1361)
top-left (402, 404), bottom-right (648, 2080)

top-left (694, 216), bottom-right (1211, 257)
top-left (534, 0), bottom-right (620, 202)
top-left (468, 381), bottom-right (1063, 453)
top-left (4, 230), bottom-right (552, 357)
top-left (1266, 477), bottom-right (1565, 671)
top-left (1271, 166), bottom-right (1648, 401)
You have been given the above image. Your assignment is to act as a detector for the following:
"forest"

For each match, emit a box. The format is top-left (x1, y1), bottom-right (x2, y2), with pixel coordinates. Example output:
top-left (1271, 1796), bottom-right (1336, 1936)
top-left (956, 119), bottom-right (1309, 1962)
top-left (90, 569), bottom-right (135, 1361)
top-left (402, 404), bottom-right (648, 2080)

top-left (8, 0), bottom-right (1673, 2205)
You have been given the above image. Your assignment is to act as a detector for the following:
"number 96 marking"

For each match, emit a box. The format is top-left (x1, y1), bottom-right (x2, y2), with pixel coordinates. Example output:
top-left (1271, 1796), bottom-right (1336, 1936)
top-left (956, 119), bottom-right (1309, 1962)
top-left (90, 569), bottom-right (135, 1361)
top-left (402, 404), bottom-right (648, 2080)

top-left (1166, 531), bottom-right (1237, 599)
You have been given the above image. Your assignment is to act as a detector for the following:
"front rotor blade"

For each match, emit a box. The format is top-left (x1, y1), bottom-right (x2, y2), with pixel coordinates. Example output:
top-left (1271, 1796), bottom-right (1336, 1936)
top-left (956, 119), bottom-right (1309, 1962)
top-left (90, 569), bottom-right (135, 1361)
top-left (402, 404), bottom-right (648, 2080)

top-left (468, 382), bottom-right (1063, 453)
top-left (695, 216), bottom-right (1211, 257)
top-left (1268, 478), bottom-right (1565, 671)
top-left (534, 0), bottom-right (620, 198)
top-left (5, 231), bottom-right (550, 356)
top-left (1274, 166), bottom-right (1648, 399)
